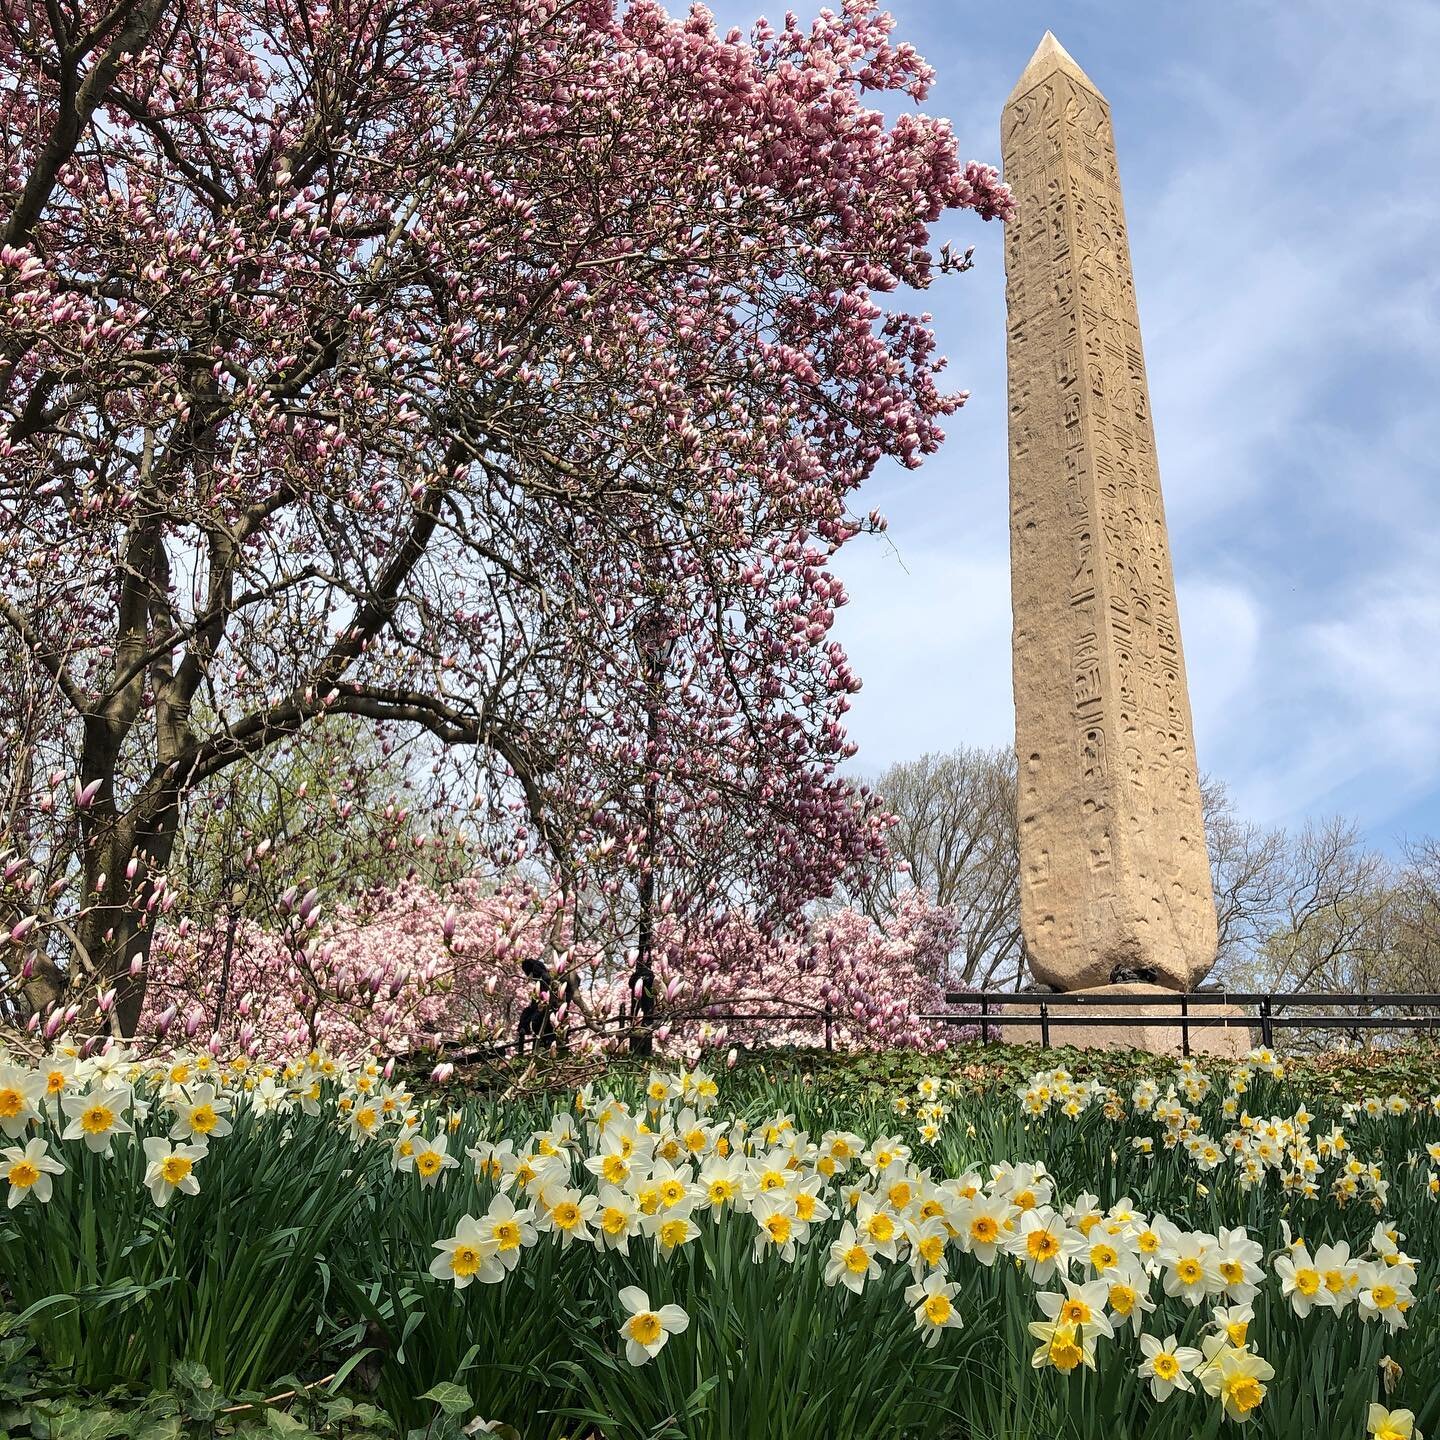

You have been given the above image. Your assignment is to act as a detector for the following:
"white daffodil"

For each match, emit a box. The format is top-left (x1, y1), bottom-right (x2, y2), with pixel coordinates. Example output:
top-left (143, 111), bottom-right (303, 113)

top-left (430, 1214), bottom-right (502, 1287)
top-left (534, 1184), bottom-right (597, 1247)
top-left (956, 1193), bottom-right (1013, 1266)
top-left (617, 1287), bottom-right (688, 1366)
top-left (477, 1192), bottom-right (537, 1272)
top-left (0, 1064), bottom-right (44, 1139)
top-left (593, 1184), bottom-right (643, 1254)
top-left (142, 1137), bottom-right (206, 1207)
top-left (1161, 1231), bottom-right (1219, 1306)
top-left (905, 1271), bottom-right (963, 1347)
top-left (1357, 1263), bottom-right (1414, 1332)
top-left (1006, 1207), bottom-right (1077, 1283)
top-left (824, 1222), bottom-right (879, 1294)
top-left (1273, 1243), bottom-right (1325, 1318)
top-left (401, 1131), bottom-right (460, 1187)
top-left (1035, 1278), bottom-right (1116, 1340)
top-left (1137, 1332), bottom-right (1202, 1401)
top-left (2, 1136), bottom-right (65, 1207)
top-left (60, 1085), bottom-right (134, 1155)
top-left (168, 1083), bottom-right (233, 1141)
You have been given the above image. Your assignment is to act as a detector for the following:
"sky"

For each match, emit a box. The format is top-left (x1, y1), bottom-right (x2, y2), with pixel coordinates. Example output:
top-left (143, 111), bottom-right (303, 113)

top-left (727, 0), bottom-right (1440, 849)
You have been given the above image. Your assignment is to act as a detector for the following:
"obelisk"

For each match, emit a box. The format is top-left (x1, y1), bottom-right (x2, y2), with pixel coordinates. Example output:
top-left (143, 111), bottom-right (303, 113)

top-left (1002, 34), bottom-right (1218, 993)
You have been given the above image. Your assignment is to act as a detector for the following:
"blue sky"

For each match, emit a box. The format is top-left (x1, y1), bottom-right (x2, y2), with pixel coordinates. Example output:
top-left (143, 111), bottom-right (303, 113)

top-left (747, 1), bottom-right (1440, 848)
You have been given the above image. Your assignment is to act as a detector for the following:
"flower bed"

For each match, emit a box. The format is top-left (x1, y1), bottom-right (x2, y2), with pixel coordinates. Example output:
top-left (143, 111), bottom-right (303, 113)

top-left (1, 1043), bottom-right (1436, 1438)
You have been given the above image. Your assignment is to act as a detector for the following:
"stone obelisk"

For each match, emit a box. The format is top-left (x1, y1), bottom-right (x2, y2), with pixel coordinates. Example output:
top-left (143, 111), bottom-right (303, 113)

top-left (1002, 34), bottom-right (1218, 994)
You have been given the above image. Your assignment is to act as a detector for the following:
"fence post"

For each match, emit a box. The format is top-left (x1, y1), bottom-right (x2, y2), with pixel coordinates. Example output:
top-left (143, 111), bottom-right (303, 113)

top-left (1040, 1001), bottom-right (1050, 1050)
top-left (980, 994), bottom-right (990, 1045)
top-left (824, 1003), bottom-right (833, 1053)
top-left (1181, 993), bottom-right (1190, 1059)
top-left (1260, 996), bottom-right (1273, 1049)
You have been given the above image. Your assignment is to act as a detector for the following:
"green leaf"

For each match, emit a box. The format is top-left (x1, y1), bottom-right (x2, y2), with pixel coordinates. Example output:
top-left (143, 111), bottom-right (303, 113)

top-left (416, 1384), bottom-right (471, 1419)
top-left (168, 1362), bottom-right (212, 1398)
top-left (131, 1417), bottom-right (182, 1440)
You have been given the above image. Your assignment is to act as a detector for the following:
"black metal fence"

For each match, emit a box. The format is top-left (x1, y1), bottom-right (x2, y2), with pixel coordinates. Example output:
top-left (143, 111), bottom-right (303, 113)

top-left (939, 990), bottom-right (1440, 1058)
top-left (450, 991), bottom-right (1440, 1063)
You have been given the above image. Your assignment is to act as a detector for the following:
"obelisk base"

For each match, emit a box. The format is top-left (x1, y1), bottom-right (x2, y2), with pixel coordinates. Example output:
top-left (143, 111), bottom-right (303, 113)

top-left (1000, 983), bottom-right (1253, 1059)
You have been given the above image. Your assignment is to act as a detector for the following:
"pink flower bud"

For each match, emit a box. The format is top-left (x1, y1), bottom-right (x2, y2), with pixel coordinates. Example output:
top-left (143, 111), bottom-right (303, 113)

top-left (97, 988), bottom-right (115, 1014)
top-left (442, 905), bottom-right (457, 942)
top-left (9, 915), bottom-right (36, 944)
top-left (129, 955), bottom-right (143, 977)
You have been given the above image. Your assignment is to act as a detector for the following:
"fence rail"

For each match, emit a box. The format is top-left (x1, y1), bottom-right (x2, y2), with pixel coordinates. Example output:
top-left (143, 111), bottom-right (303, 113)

top-left (429, 991), bottom-right (1440, 1064)
top-left (940, 990), bottom-right (1440, 1055)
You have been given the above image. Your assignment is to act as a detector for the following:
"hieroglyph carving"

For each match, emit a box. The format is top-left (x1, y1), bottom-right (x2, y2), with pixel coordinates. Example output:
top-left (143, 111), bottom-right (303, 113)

top-left (1002, 34), bottom-right (1218, 990)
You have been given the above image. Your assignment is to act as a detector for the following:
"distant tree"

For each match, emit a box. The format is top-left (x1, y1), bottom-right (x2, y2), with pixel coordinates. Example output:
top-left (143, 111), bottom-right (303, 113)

top-left (865, 746), bottom-right (1023, 989)
top-left (1201, 777), bottom-right (1288, 980)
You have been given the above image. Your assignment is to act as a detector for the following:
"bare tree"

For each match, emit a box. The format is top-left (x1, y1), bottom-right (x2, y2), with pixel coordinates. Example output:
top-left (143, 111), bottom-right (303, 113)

top-left (1201, 777), bottom-right (1288, 981)
top-left (1387, 838), bottom-right (1440, 992)
top-left (866, 747), bottom-right (1024, 989)
top-left (1254, 818), bottom-right (1392, 993)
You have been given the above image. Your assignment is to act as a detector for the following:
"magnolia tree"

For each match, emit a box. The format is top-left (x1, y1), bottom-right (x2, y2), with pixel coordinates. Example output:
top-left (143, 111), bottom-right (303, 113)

top-left (0, 0), bottom-right (1011, 1037)
top-left (137, 876), bottom-right (968, 1057)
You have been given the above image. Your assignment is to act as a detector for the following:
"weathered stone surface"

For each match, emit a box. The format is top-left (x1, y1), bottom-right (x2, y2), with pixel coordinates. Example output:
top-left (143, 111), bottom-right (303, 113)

top-left (1002, 34), bottom-right (1218, 992)
top-left (998, 984), bottom-right (1253, 1059)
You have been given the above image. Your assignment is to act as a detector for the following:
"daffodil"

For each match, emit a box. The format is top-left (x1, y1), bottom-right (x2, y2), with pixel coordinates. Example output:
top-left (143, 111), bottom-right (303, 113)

top-left (2, 1136), bottom-right (64, 1207)
top-left (905, 1271), bottom-right (962, 1347)
top-left (401, 1131), bottom-right (459, 1187)
top-left (168, 1084), bottom-right (233, 1141)
top-left (1273, 1243), bottom-right (1326, 1317)
top-left (644, 1202), bottom-right (700, 1257)
top-left (1197, 1342), bottom-right (1273, 1423)
top-left (60, 1085), bottom-right (133, 1155)
top-left (0, 1064), bottom-right (44, 1139)
top-left (1137, 1332), bottom-right (1202, 1401)
top-left (430, 1215), bottom-right (502, 1287)
top-left (750, 1192), bottom-right (801, 1263)
top-left (956, 1193), bottom-right (1013, 1266)
top-left (1035, 1278), bottom-right (1115, 1340)
top-left (1027, 1319), bottom-right (1097, 1373)
top-left (477, 1192), bottom-right (537, 1271)
top-left (534, 1184), bottom-right (597, 1246)
top-left (617, 1286), bottom-right (687, 1366)
top-left (1161, 1231), bottom-right (1219, 1306)
top-left (1358, 1263), bottom-right (1413, 1331)
top-left (1007, 1207), bottom-right (1076, 1283)
top-left (142, 1137), bottom-right (206, 1207)
top-left (1368, 1403), bottom-right (1422, 1440)
top-left (824, 1221), bottom-right (879, 1294)
top-left (593, 1183), bottom-right (643, 1254)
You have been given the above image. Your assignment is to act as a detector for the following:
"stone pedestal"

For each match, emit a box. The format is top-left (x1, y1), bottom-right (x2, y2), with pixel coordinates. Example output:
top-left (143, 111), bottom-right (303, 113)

top-left (998, 983), bottom-right (1253, 1059)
